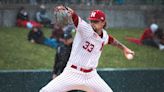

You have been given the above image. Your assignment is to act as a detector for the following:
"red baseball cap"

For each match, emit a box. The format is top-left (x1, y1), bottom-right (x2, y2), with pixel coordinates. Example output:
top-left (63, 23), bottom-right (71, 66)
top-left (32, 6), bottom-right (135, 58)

top-left (88, 10), bottom-right (106, 21)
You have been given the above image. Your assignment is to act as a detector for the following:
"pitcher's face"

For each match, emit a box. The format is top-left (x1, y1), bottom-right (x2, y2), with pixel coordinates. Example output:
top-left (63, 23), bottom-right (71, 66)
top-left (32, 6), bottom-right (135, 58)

top-left (90, 20), bottom-right (105, 33)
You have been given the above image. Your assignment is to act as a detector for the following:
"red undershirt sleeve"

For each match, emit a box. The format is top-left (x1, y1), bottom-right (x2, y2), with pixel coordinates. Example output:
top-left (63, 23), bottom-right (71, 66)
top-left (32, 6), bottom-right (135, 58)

top-left (108, 35), bottom-right (114, 44)
top-left (72, 12), bottom-right (79, 28)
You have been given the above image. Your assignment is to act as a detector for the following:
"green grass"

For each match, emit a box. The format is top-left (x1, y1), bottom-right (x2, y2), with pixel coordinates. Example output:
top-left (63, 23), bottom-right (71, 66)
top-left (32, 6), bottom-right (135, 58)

top-left (0, 27), bottom-right (164, 70)
top-left (0, 27), bottom-right (54, 70)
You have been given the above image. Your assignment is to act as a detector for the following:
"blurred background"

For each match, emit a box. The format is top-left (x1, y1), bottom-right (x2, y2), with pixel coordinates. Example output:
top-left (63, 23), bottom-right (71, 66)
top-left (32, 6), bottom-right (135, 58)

top-left (0, 0), bottom-right (164, 28)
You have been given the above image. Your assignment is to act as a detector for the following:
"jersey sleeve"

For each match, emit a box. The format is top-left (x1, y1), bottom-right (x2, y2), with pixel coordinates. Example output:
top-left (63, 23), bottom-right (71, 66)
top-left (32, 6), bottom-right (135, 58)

top-left (77, 19), bottom-right (93, 37)
top-left (108, 35), bottom-right (114, 44)
top-left (72, 11), bottom-right (93, 37)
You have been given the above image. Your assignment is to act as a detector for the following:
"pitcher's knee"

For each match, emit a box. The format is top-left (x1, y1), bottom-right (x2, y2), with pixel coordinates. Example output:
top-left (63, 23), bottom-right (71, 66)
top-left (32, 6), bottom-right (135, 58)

top-left (108, 88), bottom-right (113, 92)
top-left (39, 88), bottom-right (48, 92)
top-left (39, 88), bottom-right (61, 92)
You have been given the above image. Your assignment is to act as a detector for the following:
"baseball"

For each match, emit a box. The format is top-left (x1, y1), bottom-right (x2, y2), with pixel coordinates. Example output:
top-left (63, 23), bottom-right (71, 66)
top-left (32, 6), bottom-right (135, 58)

top-left (126, 54), bottom-right (133, 60)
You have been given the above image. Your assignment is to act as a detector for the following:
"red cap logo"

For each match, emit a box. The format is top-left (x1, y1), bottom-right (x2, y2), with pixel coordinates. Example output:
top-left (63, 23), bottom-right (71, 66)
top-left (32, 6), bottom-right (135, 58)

top-left (88, 10), bottom-right (106, 21)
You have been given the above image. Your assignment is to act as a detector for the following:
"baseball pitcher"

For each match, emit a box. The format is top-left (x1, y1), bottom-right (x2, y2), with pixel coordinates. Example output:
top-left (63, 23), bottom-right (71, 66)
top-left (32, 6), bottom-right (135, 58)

top-left (40, 5), bottom-right (135, 92)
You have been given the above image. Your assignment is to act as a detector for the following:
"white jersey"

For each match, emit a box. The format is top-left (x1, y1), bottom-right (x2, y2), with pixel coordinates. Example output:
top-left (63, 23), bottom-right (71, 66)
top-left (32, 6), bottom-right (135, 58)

top-left (68, 17), bottom-right (109, 69)
top-left (40, 11), bottom-right (113, 92)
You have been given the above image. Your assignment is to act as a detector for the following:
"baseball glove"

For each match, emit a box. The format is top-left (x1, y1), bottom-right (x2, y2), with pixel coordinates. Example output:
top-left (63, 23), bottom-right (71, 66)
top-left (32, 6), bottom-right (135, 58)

top-left (53, 6), bottom-right (72, 27)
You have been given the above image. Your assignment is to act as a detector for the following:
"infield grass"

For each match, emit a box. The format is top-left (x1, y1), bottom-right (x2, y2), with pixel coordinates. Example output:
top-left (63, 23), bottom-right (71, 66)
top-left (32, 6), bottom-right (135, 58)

top-left (0, 27), bottom-right (164, 70)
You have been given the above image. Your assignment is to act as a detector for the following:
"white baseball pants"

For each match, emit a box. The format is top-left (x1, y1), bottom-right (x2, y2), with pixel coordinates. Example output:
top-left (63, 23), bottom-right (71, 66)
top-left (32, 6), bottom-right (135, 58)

top-left (40, 66), bottom-right (113, 92)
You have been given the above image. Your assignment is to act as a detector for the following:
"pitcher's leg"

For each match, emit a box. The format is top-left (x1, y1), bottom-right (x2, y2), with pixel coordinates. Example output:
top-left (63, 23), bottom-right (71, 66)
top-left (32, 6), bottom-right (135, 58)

top-left (40, 68), bottom-right (84, 92)
top-left (86, 73), bottom-right (113, 92)
top-left (39, 73), bottom-right (68, 92)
